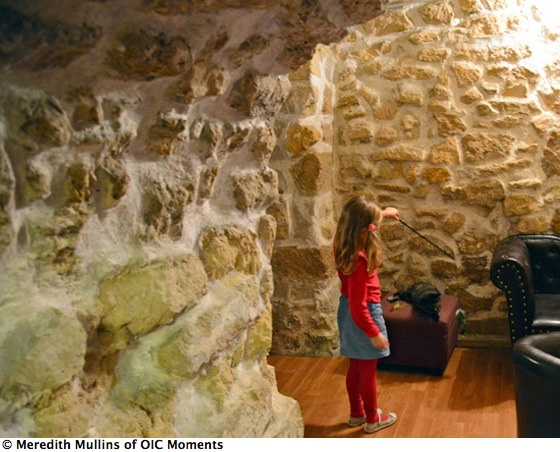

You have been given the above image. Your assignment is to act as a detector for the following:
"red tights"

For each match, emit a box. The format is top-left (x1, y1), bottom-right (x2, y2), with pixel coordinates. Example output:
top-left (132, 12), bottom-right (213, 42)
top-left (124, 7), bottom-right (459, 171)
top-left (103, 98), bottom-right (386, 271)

top-left (346, 358), bottom-right (379, 424)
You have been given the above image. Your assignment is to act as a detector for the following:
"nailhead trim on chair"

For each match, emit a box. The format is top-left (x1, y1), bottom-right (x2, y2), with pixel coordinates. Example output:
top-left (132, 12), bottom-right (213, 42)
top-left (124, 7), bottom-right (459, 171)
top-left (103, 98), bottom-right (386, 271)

top-left (495, 262), bottom-right (531, 343)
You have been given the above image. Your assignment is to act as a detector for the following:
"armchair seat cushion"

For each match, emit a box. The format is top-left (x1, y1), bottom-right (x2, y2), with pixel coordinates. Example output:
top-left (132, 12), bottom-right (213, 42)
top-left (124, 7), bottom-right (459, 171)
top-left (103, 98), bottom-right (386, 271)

top-left (512, 332), bottom-right (560, 437)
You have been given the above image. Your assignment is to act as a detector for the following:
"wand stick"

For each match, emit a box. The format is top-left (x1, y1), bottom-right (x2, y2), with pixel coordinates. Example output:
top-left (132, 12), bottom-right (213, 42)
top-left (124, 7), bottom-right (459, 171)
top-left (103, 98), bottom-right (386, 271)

top-left (399, 219), bottom-right (455, 260)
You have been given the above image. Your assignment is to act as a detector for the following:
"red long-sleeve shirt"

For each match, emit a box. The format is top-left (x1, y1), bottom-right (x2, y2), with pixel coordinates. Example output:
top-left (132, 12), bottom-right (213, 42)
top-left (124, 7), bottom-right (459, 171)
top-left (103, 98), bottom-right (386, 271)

top-left (338, 251), bottom-right (382, 338)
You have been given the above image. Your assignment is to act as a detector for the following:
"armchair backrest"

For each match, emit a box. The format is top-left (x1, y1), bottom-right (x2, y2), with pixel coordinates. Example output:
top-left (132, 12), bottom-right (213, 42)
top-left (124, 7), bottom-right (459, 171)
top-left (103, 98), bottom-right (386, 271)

top-left (520, 235), bottom-right (560, 294)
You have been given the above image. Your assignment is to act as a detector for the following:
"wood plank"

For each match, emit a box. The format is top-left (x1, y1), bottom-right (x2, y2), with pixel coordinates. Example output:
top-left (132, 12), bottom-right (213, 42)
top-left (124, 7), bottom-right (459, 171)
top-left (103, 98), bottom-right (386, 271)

top-left (268, 347), bottom-right (517, 438)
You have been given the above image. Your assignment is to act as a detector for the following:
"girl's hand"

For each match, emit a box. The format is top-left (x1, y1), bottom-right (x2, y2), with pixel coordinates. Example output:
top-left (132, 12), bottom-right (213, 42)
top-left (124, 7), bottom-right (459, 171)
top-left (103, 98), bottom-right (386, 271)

top-left (382, 207), bottom-right (399, 221)
top-left (371, 333), bottom-right (389, 350)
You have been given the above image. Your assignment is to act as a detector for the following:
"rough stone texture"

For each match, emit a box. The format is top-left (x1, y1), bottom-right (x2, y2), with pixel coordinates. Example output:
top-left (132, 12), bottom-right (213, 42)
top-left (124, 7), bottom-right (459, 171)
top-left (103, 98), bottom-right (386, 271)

top-left (0, 0), bottom-right (388, 439)
top-left (318, 0), bottom-right (560, 345)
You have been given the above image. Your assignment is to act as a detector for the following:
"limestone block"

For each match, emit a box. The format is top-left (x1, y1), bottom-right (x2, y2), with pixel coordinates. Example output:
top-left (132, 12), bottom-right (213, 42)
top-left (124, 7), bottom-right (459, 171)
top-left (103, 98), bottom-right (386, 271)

top-left (93, 401), bottom-right (158, 438)
top-left (510, 178), bottom-right (543, 190)
top-left (245, 304), bottom-right (273, 362)
top-left (382, 65), bottom-right (438, 81)
top-left (98, 255), bottom-right (208, 349)
top-left (154, 272), bottom-right (262, 380)
top-left (451, 62), bottom-right (483, 87)
top-left (231, 167), bottom-right (278, 211)
top-left (258, 214), bottom-right (277, 259)
top-left (476, 102), bottom-right (497, 117)
top-left (229, 71), bottom-right (291, 118)
top-left (552, 210), bottom-right (560, 235)
top-left (198, 165), bottom-right (219, 200)
top-left (419, 2), bottom-right (455, 25)
top-left (286, 123), bottom-right (322, 156)
top-left (396, 83), bottom-right (425, 106)
top-left (373, 100), bottom-right (398, 120)
top-left (409, 234), bottom-right (453, 258)
top-left (0, 303), bottom-right (86, 395)
top-left (538, 87), bottom-right (560, 113)
top-left (443, 212), bottom-right (466, 235)
top-left (229, 34), bottom-right (269, 68)
top-left (0, 147), bottom-right (14, 255)
top-left (338, 153), bottom-right (375, 179)
top-left (174, 60), bottom-right (229, 102)
top-left (417, 47), bottom-right (450, 63)
top-left (517, 215), bottom-right (549, 234)
top-left (460, 0), bottom-right (483, 14)
top-left (462, 256), bottom-right (490, 284)
top-left (401, 114), bottom-right (420, 138)
top-left (462, 14), bottom-right (507, 37)
top-left (371, 146), bottom-right (424, 162)
top-left (251, 122), bottom-right (277, 162)
top-left (106, 29), bottom-right (192, 80)
top-left (347, 119), bottom-right (376, 143)
top-left (489, 44), bottom-right (530, 65)
top-left (342, 105), bottom-right (367, 121)
top-left (70, 93), bottom-right (102, 132)
top-left (363, 11), bottom-right (414, 36)
top-left (430, 72), bottom-right (453, 99)
top-left (454, 45), bottom-right (488, 62)
top-left (504, 78), bottom-right (528, 97)
top-left (93, 157), bottom-right (130, 212)
top-left (421, 167), bottom-right (452, 183)
top-left (200, 227), bottom-right (261, 280)
top-left (408, 32), bottom-right (439, 45)
top-left (256, 265), bottom-right (273, 312)
top-left (292, 84), bottom-right (320, 117)
top-left (487, 61), bottom-right (509, 77)
top-left (461, 133), bottom-right (515, 162)
top-left (174, 363), bottom-right (303, 437)
top-left (290, 152), bottom-right (332, 194)
top-left (489, 100), bottom-right (540, 116)
top-left (504, 195), bottom-right (542, 217)
top-left (433, 112), bottom-right (467, 137)
top-left (143, 178), bottom-right (195, 240)
top-left (271, 245), bottom-right (334, 283)
top-left (65, 161), bottom-right (95, 205)
top-left (33, 382), bottom-right (94, 437)
top-left (431, 258), bottom-right (457, 278)
top-left (20, 97), bottom-right (72, 148)
top-left (428, 138), bottom-right (461, 165)
top-left (266, 198), bottom-right (290, 240)
top-left (147, 112), bottom-right (188, 156)
top-left (456, 226), bottom-right (500, 255)
top-left (532, 114), bottom-right (556, 137)
top-left (460, 87), bottom-right (483, 104)
top-left (376, 126), bottom-right (399, 147)
top-left (442, 179), bottom-right (505, 207)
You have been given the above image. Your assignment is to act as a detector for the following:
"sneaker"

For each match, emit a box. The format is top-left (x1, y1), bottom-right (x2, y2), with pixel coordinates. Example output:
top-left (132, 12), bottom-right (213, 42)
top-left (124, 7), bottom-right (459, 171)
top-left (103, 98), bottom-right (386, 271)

top-left (347, 415), bottom-right (366, 427)
top-left (363, 409), bottom-right (397, 434)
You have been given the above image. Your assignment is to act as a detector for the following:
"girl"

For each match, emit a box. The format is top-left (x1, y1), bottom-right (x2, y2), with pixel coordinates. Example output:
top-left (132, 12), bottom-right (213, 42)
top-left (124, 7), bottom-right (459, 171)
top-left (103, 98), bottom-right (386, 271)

top-left (334, 195), bottom-right (399, 434)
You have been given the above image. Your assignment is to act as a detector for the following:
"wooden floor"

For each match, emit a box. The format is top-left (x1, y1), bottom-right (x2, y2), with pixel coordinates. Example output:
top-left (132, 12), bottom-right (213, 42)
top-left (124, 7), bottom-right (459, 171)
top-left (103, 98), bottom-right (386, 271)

top-left (268, 347), bottom-right (517, 438)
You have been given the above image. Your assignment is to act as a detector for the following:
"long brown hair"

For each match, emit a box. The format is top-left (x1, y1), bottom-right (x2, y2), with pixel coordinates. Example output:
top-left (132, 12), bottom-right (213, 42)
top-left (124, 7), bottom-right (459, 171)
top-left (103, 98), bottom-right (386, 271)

top-left (334, 195), bottom-right (383, 275)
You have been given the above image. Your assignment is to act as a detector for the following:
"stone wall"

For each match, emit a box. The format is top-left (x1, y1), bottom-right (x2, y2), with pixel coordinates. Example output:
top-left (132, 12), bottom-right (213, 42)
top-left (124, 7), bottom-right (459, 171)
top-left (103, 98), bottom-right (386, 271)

top-left (271, 0), bottom-right (560, 353)
top-left (0, 0), bottom-right (385, 438)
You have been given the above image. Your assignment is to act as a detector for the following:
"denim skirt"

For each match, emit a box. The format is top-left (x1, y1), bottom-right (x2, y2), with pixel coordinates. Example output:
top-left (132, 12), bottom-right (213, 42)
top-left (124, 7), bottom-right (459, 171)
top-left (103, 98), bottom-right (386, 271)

top-left (337, 295), bottom-right (390, 360)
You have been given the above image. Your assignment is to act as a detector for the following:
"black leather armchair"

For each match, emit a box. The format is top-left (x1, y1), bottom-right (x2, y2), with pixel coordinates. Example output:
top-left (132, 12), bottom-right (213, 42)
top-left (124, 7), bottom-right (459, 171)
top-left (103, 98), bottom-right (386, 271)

top-left (491, 234), bottom-right (560, 344)
top-left (512, 332), bottom-right (560, 437)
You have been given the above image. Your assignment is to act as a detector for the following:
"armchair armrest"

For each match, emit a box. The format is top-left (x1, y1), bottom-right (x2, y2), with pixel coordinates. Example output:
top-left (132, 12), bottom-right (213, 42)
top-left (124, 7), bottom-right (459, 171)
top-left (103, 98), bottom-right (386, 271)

top-left (491, 235), bottom-right (534, 343)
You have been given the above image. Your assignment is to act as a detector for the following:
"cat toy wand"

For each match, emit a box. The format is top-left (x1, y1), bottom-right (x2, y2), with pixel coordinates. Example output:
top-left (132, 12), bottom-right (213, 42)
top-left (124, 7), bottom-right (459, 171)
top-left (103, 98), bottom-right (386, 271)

top-left (399, 219), bottom-right (455, 260)
top-left (397, 218), bottom-right (467, 333)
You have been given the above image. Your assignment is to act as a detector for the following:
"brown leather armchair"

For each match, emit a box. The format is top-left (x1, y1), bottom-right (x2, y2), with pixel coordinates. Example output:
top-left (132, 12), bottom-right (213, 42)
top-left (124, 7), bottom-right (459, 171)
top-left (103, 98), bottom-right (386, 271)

top-left (491, 234), bottom-right (560, 344)
top-left (512, 332), bottom-right (560, 437)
